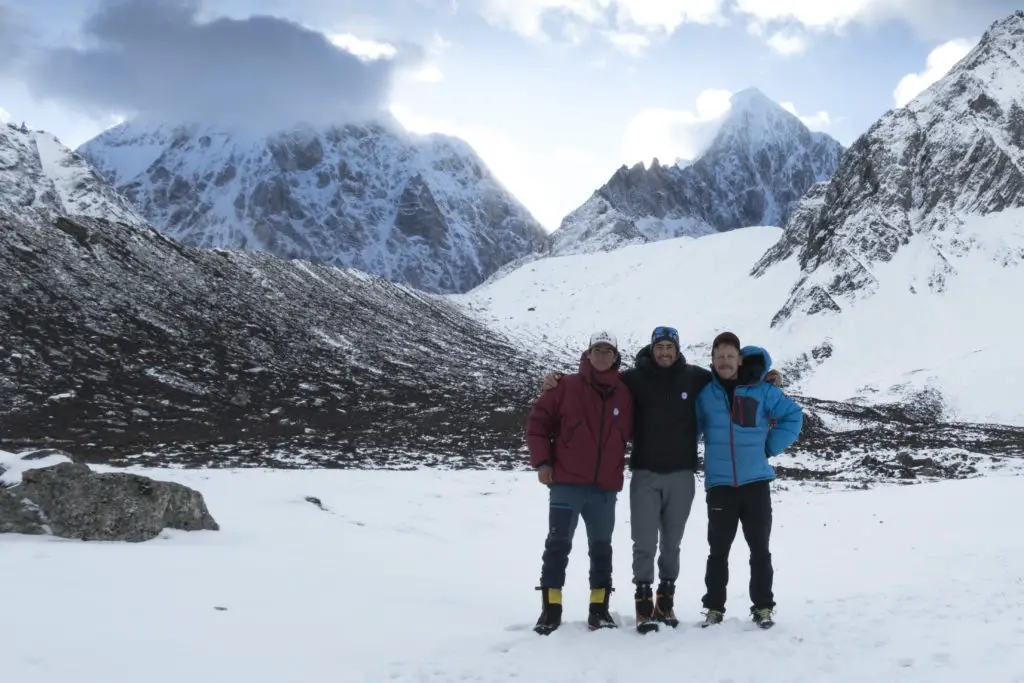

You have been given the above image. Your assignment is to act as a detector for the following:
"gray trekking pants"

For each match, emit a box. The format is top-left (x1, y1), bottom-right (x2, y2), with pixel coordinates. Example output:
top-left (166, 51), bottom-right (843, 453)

top-left (630, 469), bottom-right (696, 585)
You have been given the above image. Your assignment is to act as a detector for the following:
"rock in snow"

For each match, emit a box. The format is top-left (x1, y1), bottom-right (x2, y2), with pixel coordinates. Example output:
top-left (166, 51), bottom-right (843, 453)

top-left (0, 449), bottom-right (218, 541)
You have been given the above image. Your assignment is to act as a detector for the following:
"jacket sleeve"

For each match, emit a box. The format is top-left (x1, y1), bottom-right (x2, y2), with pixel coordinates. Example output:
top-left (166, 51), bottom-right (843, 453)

top-left (526, 380), bottom-right (564, 468)
top-left (763, 385), bottom-right (803, 456)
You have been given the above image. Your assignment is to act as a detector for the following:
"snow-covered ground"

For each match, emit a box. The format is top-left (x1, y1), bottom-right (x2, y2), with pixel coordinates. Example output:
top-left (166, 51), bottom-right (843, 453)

top-left (3, 459), bottom-right (1023, 682)
top-left (452, 219), bottom-right (1024, 426)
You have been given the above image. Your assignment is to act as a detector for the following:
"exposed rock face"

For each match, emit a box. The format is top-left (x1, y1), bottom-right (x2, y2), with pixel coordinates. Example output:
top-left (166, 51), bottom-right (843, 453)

top-left (0, 454), bottom-right (218, 541)
top-left (0, 122), bottom-right (147, 226)
top-left (1, 120), bottom-right (548, 467)
top-left (753, 11), bottom-right (1024, 325)
top-left (76, 119), bottom-right (549, 294)
top-left (549, 88), bottom-right (844, 255)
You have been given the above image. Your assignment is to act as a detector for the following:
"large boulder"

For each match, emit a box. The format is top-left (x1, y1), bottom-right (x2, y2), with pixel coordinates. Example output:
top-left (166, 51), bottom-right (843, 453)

top-left (0, 451), bottom-right (219, 541)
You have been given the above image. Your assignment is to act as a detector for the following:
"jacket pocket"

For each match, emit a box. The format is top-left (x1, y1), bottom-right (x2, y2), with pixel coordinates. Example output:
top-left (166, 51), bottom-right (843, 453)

top-left (561, 419), bottom-right (582, 447)
top-left (731, 395), bottom-right (760, 428)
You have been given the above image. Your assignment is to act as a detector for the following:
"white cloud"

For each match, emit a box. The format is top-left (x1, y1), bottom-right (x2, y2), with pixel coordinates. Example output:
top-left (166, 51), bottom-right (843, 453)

top-left (328, 33), bottom-right (398, 60)
top-left (732, 0), bottom-right (911, 30)
top-left (328, 32), bottom-right (446, 83)
top-left (0, 107), bottom-right (10, 123)
top-left (469, 0), bottom-right (962, 54)
top-left (621, 88), bottom-right (732, 165)
top-left (780, 101), bottom-right (830, 131)
top-left (604, 31), bottom-right (650, 55)
top-left (473, 0), bottom-right (727, 50)
top-left (765, 30), bottom-right (807, 55)
top-left (893, 37), bottom-right (976, 108)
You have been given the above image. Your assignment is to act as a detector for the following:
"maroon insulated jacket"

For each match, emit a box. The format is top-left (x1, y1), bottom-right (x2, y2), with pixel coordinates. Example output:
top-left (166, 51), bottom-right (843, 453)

top-left (526, 351), bottom-right (635, 491)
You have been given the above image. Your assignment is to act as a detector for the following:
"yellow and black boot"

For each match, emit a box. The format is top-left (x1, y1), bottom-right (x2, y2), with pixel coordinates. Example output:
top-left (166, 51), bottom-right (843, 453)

top-left (587, 587), bottom-right (617, 630)
top-left (534, 587), bottom-right (562, 635)
top-left (634, 583), bottom-right (659, 634)
top-left (655, 579), bottom-right (679, 628)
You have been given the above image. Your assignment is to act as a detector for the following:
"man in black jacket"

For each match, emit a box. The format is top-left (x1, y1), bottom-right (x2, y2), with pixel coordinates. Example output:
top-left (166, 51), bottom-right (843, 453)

top-left (542, 326), bottom-right (780, 634)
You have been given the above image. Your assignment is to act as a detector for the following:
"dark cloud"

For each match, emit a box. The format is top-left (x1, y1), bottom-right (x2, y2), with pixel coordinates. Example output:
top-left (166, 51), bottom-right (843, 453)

top-left (18, 0), bottom-right (420, 130)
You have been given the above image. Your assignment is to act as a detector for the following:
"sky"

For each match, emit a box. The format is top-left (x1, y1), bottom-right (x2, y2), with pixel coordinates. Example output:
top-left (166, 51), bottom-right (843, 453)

top-left (0, 0), bottom-right (1019, 231)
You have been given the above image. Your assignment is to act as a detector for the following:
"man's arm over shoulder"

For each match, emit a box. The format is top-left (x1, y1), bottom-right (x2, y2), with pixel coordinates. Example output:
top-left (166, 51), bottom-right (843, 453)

top-left (526, 379), bottom-right (565, 467)
top-left (620, 367), bottom-right (640, 392)
top-left (618, 380), bottom-right (636, 442)
top-left (763, 385), bottom-right (803, 456)
top-left (686, 365), bottom-right (713, 393)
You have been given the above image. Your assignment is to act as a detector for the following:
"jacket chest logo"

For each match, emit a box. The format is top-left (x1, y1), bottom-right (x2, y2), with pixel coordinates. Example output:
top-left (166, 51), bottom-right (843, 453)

top-left (613, 407), bottom-right (619, 416)
top-left (680, 392), bottom-right (688, 400)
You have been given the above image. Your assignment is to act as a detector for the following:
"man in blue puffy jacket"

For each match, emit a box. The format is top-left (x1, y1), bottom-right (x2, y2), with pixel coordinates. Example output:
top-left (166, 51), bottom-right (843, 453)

top-left (695, 331), bottom-right (803, 629)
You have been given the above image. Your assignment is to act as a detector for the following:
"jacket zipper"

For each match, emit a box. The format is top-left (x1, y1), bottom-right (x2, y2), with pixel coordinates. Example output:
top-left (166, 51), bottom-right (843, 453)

top-left (725, 388), bottom-right (738, 487)
top-left (594, 392), bottom-right (608, 483)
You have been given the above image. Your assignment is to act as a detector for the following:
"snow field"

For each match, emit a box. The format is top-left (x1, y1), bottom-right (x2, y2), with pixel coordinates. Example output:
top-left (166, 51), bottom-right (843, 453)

top-left (2, 465), bottom-right (1023, 683)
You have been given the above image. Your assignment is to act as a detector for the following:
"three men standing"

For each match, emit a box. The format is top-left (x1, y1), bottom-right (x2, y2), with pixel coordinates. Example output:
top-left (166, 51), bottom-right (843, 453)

top-left (529, 326), bottom-right (799, 633)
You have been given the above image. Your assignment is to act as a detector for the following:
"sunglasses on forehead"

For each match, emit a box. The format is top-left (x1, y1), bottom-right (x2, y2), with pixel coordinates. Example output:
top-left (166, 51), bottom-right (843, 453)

top-left (653, 326), bottom-right (678, 337)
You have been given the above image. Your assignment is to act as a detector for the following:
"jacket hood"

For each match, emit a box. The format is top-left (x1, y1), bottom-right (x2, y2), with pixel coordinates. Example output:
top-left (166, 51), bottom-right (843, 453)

top-left (634, 344), bottom-right (686, 372)
top-left (738, 345), bottom-right (772, 383)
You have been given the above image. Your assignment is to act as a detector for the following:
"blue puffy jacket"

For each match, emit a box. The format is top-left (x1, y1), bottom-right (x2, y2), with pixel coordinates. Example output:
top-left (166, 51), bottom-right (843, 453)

top-left (696, 345), bottom-right (803, 490)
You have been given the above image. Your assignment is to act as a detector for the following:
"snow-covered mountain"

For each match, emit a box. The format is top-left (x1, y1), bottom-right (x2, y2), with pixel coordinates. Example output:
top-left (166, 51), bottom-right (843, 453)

top-left (458, 11), bottom-right (1024, 447)
top-left (547, 88), bottom-right (844, 256)
top-left (0, 122), bottom-right (147, 227)
top-left (454, 225), bottom-right (1024, 478)
top-left (1, 122), bottom-right (548, 466)
top-left (75, 118), bottom-right (548, 294)
top-left (754, 11), bottom-right (1024, 325)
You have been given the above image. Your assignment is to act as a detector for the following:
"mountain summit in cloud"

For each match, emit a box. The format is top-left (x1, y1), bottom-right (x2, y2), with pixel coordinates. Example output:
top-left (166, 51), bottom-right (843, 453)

top-left (547, 87), bottom-right (844, 256)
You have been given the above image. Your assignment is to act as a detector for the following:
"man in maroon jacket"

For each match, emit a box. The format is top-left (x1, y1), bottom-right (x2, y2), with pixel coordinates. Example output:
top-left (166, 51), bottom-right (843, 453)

top-left (526, 330), bottom-right (635, 635)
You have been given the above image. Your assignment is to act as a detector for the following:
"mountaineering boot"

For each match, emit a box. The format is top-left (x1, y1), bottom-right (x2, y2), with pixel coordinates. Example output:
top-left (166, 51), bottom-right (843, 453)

top-left (655, 580), bottom-right (679, 628)
top-left (751, 606), bottom-right (775, 629)
top-left (534, 587), bottom-right (562, 635)
top-left (701, 608), bottom-right (724, 628)
top-left (634, 583), bottom-right (658, 634)
top-left (587, 587), bottom-right (617, 630)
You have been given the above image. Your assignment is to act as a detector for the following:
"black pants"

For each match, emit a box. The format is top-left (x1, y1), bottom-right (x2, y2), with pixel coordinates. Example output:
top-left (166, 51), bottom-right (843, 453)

top-left (701, 480), bottom-right (774, 612)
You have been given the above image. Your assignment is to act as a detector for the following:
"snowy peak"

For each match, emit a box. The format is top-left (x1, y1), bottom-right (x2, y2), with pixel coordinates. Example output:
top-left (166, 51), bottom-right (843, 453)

top-left (547, 89), bottom-right (844, 256)
top-left (906, 10), bottom-right (1024, 118)
top-left (710, 87), bottom-right (825, 158)
top-left (0, 122), bottom-right (147, 227)
top-left (754, 8), bottom-right (1024, 327)
top-left (77, 119), bottom-right (548, 294)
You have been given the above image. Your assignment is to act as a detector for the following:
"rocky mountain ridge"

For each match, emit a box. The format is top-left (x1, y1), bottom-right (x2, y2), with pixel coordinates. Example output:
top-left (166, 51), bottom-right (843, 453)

top-left (547, 88), bottom-right (844, 256)
top-left (753, 10), bottom-right (1024, 326)
top-left (76, 117), bottom-right (548, 294)
top-left (1, 121), bottom-right (549, 466)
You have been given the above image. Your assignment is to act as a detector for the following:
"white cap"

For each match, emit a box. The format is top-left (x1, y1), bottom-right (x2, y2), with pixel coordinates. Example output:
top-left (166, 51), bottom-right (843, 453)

top-left (589, 330), bottom-right (617, 349)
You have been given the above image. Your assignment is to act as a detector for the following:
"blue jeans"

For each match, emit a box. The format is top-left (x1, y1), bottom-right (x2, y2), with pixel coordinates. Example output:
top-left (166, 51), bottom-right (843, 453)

top-left (539, 483), bottom-right (617, 589)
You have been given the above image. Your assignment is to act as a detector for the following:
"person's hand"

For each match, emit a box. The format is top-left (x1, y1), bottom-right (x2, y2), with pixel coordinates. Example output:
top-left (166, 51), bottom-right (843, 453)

top-left (541, 372), bottom-right (563, 393)
top-left (537, 464), bottom-right (553, 484)
top-left (765, 369), bottom-right (782, 387)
